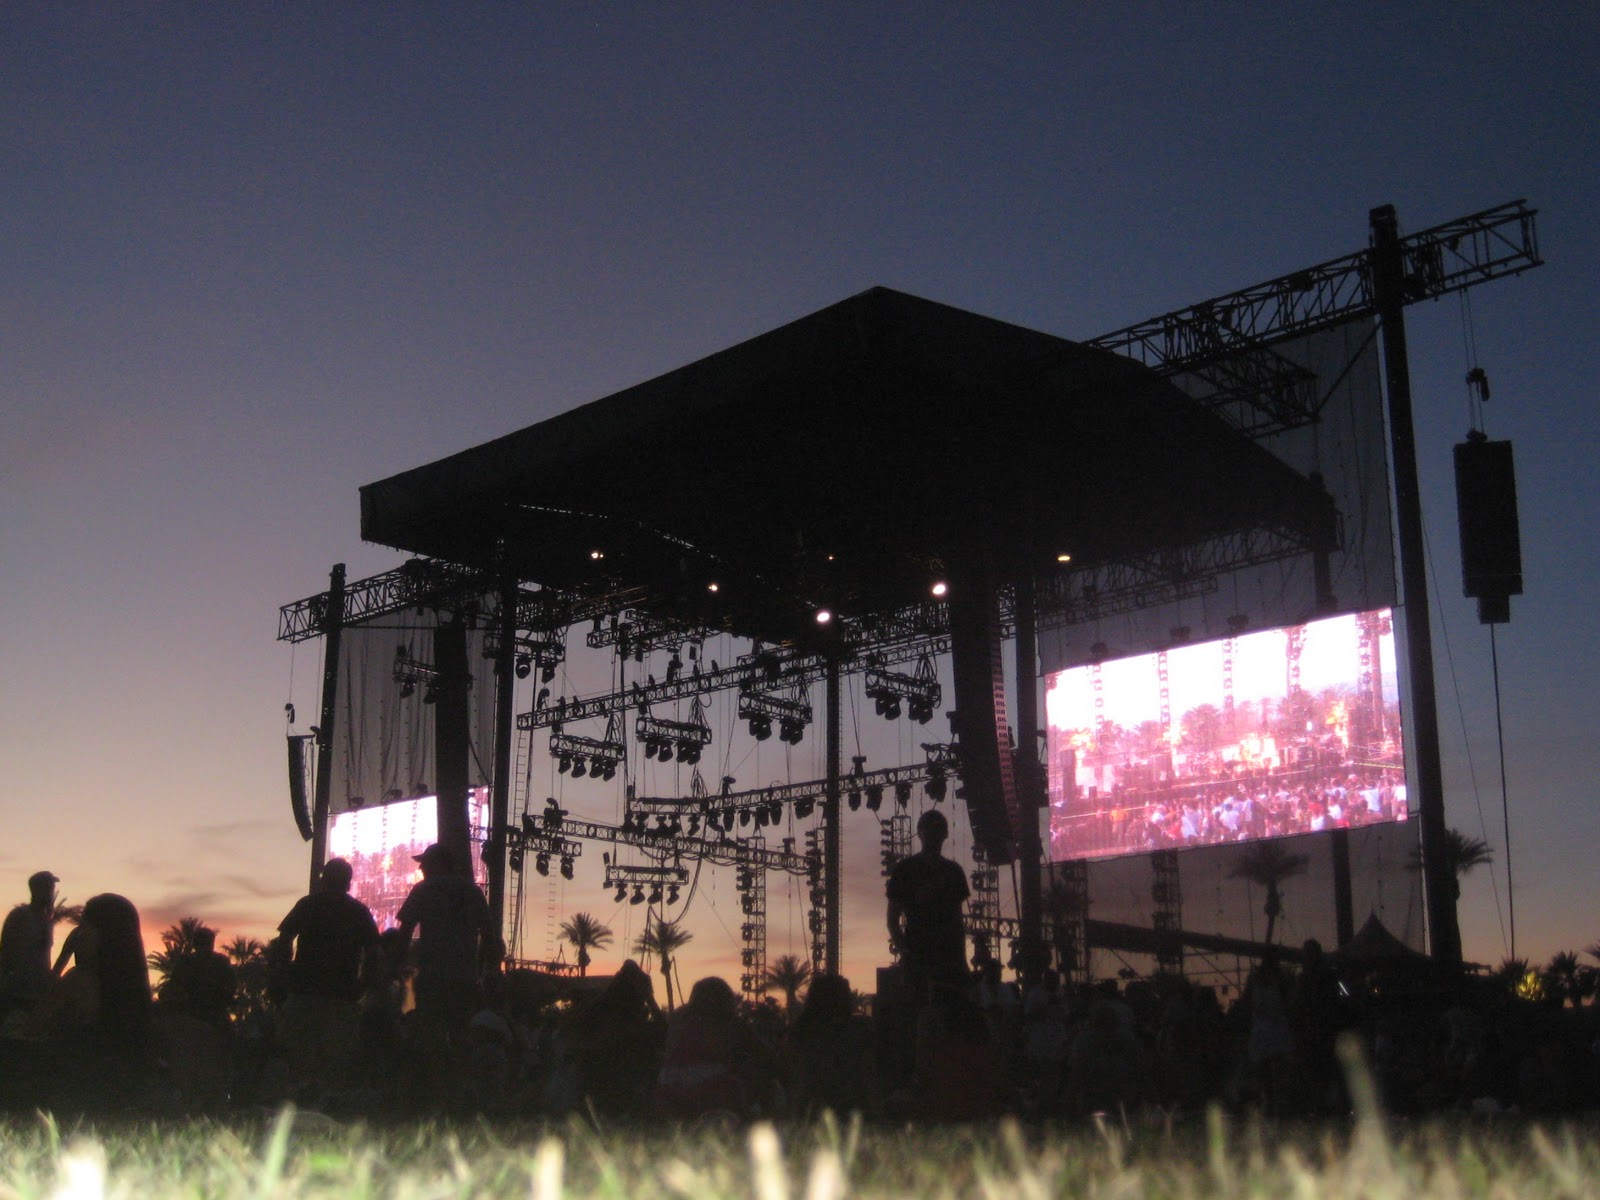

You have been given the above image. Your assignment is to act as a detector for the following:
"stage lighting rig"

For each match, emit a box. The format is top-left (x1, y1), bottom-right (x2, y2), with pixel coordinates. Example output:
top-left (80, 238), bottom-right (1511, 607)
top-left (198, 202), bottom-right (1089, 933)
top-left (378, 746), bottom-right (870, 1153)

top-left (737, 686), bottom-right (813, 745)
top-left (392, 646), bottom-right (440, 701)
top-left (549, 713), bottom-right (626, 782)
top-left (484, 632), bottom-right (567, 683)
top-left (600, 853), bottom-right (688, 906)
top-left (864, 654), bottom-right (941, 725)
top-left (502, 823), bottom-right (582, 877)
top-left (636, 696), bottom-right (711, 765)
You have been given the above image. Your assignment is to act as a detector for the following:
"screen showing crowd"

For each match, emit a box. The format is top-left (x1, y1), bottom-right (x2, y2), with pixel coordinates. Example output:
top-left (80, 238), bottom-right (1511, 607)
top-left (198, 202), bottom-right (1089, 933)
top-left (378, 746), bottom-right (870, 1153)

top-left (327, 788), bottom-right (492, 929)
top-left (1045, 608), bottom-right (1408, 863)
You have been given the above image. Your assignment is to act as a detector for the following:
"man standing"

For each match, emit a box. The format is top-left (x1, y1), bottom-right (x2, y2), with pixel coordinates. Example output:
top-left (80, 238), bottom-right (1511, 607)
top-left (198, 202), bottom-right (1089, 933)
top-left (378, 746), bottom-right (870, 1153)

top-left (396, 844), bottom-right (493, 1034)
top-left (886, 810), bottom-right (970, 1000)
top-left (0, 871), bottom-right (58, 1027)
top-left (277, 858), bottom-right (379, 1097)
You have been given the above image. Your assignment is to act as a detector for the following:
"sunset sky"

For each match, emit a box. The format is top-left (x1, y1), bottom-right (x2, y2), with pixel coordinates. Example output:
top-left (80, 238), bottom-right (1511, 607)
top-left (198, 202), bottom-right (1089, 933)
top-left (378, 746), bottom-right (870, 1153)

top-left (4, 5), bottom-right (1597, 994)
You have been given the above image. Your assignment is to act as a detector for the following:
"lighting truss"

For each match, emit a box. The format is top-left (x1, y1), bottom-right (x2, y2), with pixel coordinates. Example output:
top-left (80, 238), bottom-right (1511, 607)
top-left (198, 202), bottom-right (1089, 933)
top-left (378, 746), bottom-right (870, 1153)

top-left (485, 631), bottom-right (566, 681)
top-left (500, 821), bottom-right (583, 879)
top-left (549, 713), bottom-right (626, 780)
top-left (586, 610), bottom-right (708, 655)
top-left (635, 696), bottom-right (711, 764)
top-left (601, 854), bottom-right (689, 905)
top-left (737, 685), bottom-right (813, 744)
top-left (864, 654), bottom-right (941, 724)
top-left (1089, 199), bottom-right (1541, 439)
top-left (392, 645), bottom-right (441, 701)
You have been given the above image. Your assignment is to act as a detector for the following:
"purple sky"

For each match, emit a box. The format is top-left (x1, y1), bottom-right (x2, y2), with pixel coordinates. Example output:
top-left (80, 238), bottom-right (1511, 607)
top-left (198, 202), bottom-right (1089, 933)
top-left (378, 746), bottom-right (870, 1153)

top-left (4, 5), bottom-right (1596, 989)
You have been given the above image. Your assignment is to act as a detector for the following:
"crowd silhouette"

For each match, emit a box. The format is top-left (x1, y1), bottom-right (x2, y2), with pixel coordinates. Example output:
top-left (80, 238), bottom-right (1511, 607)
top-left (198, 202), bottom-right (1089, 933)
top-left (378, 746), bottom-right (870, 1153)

top-left (4, 855), bottom-right (1600, 1121)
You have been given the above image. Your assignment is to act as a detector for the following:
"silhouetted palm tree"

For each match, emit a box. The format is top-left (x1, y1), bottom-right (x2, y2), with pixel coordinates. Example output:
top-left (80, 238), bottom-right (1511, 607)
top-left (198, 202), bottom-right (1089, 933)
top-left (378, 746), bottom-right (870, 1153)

top-left (1406, 828), bottom-right (1494, 901)
top-left (224, 936), bottom-right (270, 1022)
top-left (50, 899), bottom-right (85, 930)
top-left (632, 916), bottom-right (692, 1011)
top-left (147, 916), bottom-right (215, 990)
top-left (559, 912), bottom-right (614, 977)
top-left (762, 954), bottom-right (812, 1019)
top-left (1228, 841), bottom-right (1310, 947)
top-left (1546, 951), bottom-right (1586, 1008)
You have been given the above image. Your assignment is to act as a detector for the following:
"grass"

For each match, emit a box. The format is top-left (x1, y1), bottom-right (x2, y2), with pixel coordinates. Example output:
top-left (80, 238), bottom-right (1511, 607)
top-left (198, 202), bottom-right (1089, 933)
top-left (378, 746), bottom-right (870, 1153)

top-left (3, 1108), bottom-right (1600, 1199)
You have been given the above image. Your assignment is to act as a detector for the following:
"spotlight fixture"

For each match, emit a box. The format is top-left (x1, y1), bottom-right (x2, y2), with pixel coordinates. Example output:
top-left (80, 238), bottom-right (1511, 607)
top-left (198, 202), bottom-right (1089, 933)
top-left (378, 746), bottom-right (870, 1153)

top-left (894, 781), bottom-right (913, 809)
top-left (865, 784), bottom-right (884, 812)
top-left (1056, 552), bottom-right (1072, 563)
top-left (615, 884), bottom-right (627, 903)
top-left (571, 755), bottom-right (587, 779)
top-left (794, 797), bottom-right (814, 819)
top-left (630, 886), bottom-right (646, 905)
top-left (931, 581), bottom-right (948, 597)
top-left (847, 789), bottom-right (862, 811)
top-left (926, 766), bottom-right (947, 802)
top-left (648, 884), bottom-right (664, 905)
top-left (559, 856), bottom-right (574, 881)
top-left (515, 654), bottom-right (533, 680)
top-left (558, 753), bottom-right (572, 775)
top-left (535, 853), bottom-right (550, 877)
top-left (815, 609), bottom-right (832, 625)
top-left (398, 680), bottom-right (416, 699)
top-left (707, 582), bottom-right (720, 593)
top-left (590, 549), bottom-right (604, 560)
top-left (666, 884), bottom-right (680, 904)
top-left (508, 848), bottom-right (524, 873)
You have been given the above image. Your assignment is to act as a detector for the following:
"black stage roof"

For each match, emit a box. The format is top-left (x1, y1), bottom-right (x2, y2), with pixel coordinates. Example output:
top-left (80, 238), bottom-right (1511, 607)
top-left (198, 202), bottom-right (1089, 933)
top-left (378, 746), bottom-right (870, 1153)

top-left (361, 288), bottom-right (1334, 642)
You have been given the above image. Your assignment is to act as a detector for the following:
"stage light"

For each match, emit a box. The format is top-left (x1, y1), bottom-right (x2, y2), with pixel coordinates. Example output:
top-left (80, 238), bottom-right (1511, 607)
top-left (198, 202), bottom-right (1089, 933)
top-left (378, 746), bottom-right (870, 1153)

top-left (615, 884), bottom-right (627, 903)
top-left (1056, 553), bottom-right (1072, 563)
top-left (794, 797), bottom-right (814, 819)
top-left (927, 766), bottom-right (947, 802)
top-left (535, 853), bottom-right (550, 877)
top-left (883, 695), bottom-right (901, 720)
top-left (815, 609), bottom-right (832, 625)
top-left (667, 884), bottom-right (680, 904)
top-left (558, 753), bottom-right (572, 775)
top-left (865, 784), bottom-right (884, 812)
top-left (894, 781), bottom-right (912, 808)
top-left (649, 884), bottom-right (664, 904)
top-left (767, 801), bottom-right (783, 825)
top-left (631, 886), bottom-right (645, 905)
top-left (707, 582), bottom-right (720, 592)
top-left (422, 685), bottom-right (438, 704)
top-left (687, 815), bottom-right (701, 836)
top-left (399, 680), bottom-right (416, 699)
top-left (508, 849), bottom-right (523, 873)
top-left (847, 789), bottom-right (862, 811)
top-left (571, 756), bottom-right (587, 778)
top-left (657, 742), bottom-right (674, 763)
top-left (590, 549), bottom-right (604, 560)
top-left (599, 760), bottom-right (617, 781)
top-left (739, 808), bottom-right (752, 828)
top-left (931, 581), bottom-right (948, 597)
top-left (754, 806), bottom-right (769, 828)
top-left (559, 856), bottom-right (574, 880)
top-left (515, 654), bottom-right (532, 679)
top-left (541, 664), bottom-right (556, 684)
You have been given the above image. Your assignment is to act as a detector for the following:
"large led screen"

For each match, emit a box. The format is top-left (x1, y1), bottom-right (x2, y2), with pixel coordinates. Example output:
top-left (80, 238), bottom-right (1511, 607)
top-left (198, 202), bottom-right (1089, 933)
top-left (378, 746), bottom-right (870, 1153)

top-left (327, 788), bottom-right (491, 930)
top-left (1045, 609), bottom-right (1407, 863)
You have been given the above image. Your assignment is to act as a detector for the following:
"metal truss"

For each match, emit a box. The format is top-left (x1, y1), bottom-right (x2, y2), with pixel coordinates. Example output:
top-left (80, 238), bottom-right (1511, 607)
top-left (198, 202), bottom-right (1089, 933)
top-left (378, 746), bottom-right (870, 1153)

top-left (1038, 524), bottom-right (1323, 628)
top-left (586, 611), bottom-right (710, 654)
top-left (1089, 199), bottom-right (1540, 438)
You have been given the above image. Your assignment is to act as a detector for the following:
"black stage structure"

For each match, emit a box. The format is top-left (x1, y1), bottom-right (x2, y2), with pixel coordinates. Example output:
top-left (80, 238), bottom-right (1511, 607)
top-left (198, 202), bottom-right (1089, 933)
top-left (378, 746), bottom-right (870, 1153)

top-left (281, 201), bottom-right (1540, 990)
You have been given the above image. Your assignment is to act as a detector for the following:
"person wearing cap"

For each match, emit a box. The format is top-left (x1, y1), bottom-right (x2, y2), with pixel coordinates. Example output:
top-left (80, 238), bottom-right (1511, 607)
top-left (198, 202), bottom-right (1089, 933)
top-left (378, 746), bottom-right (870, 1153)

top-left (396, 844), bottom-right (494, 1035)
top-left (886, 810), bottom-right (970, 1003)
top-left (1, 871), bottom-right (59, 1026)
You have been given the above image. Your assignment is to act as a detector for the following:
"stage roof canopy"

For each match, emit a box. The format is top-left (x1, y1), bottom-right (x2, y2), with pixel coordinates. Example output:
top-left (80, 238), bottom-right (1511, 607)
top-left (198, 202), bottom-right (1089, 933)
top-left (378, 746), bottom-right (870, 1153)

top-left (361, 288), bottom-right (1334, 642)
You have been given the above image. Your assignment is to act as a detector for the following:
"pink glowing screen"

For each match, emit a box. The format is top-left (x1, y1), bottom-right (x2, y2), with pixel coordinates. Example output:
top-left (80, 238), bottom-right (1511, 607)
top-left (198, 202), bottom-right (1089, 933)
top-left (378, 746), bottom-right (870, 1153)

top-left (1044, 608), bottom-right (1408, 863)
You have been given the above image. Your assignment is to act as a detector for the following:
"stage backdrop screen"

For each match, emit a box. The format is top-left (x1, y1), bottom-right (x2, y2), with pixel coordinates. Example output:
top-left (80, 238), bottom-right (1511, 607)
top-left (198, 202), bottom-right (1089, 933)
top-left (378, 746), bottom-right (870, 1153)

top-left (1045, 609), bottom-right (1407, 863)
top-left (327, 788), bottom-right (491, 930)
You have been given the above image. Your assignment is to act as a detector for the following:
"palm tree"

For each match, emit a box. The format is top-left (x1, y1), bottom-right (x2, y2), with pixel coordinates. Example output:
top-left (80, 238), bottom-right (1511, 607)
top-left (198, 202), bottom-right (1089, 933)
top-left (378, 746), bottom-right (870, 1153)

top-left (147, 916), bottom-right (216, 987)
top-left (762, 954), bottom-right (812, 1019)
top-left (51, 898), bottom-right (85, 930)
top-left (632, 916), bottom-right (693, 1011)
top-left (224, 936), bottom-right (270, 1022)
top-left (1228, 841), bottom-right (1309, 947)
top-left (1406, 828), bottom-right (1494, 901)
top-left (559, 912), bottom-right (614, 977)
top-left (1545, 951), bottom-right (1585, 1008)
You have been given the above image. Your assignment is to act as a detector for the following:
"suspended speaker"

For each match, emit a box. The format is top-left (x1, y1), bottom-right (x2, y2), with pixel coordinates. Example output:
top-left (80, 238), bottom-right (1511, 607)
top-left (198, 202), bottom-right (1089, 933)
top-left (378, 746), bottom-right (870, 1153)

top-left (1454, 432), bottom-right (1523, 624)
top-left (287, 735), bottom-right (314, 841)
top-left (948, 568), bottom-right (1020, 863)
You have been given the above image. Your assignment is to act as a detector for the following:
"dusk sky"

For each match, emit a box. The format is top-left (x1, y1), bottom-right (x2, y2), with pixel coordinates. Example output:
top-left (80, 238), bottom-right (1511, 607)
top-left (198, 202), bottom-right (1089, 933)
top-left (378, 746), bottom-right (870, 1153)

top-left (4, 5), bottom-right (1596, 992)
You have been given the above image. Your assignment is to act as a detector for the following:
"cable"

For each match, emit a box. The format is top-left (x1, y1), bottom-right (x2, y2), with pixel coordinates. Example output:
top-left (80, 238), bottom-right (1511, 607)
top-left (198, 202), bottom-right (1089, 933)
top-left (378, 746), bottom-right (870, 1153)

top-left (1489, 623), bottom-right (1515, 960)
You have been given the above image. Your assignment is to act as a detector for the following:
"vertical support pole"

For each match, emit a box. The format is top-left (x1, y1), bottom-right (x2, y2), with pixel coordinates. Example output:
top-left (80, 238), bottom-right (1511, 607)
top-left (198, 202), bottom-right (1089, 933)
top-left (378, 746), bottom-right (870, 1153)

top-left (487, 577), bottom-right (518, 937)
top-left (309, 563), bottom-right (346, 892)
top-left (824, 658), bottom-right (843, 976)
top-left (1330, 829), bottom-right (1355, 949)
top-left (434, 615), bottom-right (473, 874)
top-left (1371, 204), bottom-right (1461, 962)
top-left (1012, 574), bottom-right (1047, 987)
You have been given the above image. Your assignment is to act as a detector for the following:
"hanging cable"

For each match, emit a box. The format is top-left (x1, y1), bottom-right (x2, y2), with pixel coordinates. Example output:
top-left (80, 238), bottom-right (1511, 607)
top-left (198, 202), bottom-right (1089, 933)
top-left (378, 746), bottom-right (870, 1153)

top-left (1490, 623), bottom-right (1515, 961)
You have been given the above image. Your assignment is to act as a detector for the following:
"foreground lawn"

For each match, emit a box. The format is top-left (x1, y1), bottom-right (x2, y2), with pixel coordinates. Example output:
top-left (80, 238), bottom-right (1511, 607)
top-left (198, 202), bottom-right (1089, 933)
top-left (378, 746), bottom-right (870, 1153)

top-left (4, 1107), bottom-right (1599, 1200)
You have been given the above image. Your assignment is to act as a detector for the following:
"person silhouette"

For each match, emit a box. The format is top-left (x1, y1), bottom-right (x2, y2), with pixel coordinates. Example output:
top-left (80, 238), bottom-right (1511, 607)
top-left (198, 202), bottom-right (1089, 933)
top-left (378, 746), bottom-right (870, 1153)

top-left (886, 810), bottom-right (969, 1003)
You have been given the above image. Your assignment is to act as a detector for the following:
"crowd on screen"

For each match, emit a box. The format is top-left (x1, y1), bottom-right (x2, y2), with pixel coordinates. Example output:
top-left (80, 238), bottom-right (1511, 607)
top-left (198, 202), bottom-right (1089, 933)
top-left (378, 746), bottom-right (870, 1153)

top-left (1052, 765), bottom-right (1409, 861)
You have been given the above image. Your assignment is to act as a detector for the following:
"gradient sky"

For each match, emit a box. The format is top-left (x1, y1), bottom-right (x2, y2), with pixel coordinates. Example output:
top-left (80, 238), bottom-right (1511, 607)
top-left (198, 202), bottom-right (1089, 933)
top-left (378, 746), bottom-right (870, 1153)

top-left (4, 5), bottom-right (1596, 994)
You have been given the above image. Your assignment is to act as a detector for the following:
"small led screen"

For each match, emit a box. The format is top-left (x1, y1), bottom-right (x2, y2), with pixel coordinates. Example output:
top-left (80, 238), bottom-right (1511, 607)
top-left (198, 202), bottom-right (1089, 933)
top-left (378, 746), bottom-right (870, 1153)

top-left (327, 788), bottom-right (491, 930)
top-left (1045, 609), bottom-right (1407, 862)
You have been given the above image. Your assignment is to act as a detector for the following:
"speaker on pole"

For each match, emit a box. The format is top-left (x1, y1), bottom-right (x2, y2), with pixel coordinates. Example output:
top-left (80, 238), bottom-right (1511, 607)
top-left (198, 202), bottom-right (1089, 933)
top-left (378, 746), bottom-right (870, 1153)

top-left (287, 734), bottom-right (314, 841)
top-left (1454, 431), bottom-right (1523, 624)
